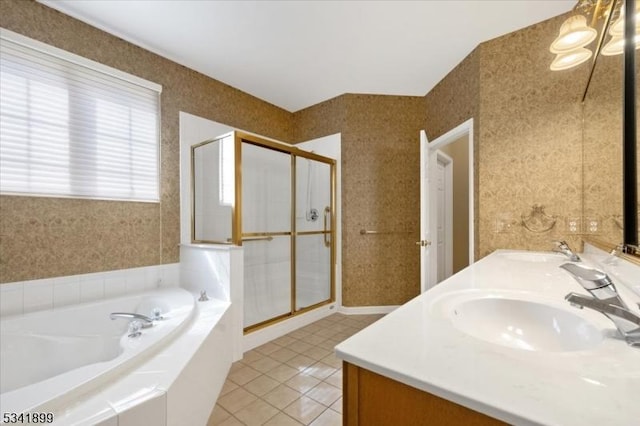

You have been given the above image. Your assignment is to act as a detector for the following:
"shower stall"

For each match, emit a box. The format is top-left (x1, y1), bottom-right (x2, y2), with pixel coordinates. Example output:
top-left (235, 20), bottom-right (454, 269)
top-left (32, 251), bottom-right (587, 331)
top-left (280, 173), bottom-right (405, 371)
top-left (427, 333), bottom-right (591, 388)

top-left (191, 131), bottom-right (335, 332)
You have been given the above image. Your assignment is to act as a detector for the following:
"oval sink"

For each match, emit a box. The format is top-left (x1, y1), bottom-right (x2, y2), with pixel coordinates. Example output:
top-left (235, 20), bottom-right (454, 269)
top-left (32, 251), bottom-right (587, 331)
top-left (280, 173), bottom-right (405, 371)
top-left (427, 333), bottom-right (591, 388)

top-left (451, 298), bottom-right (602, 352)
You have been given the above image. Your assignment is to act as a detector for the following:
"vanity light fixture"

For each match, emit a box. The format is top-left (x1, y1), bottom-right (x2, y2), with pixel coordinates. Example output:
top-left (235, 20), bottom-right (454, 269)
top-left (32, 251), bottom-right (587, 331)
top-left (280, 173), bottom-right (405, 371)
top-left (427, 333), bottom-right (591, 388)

top-left (601, 33), bottom-right (640, 54)
top-left (602, 4), bottom-right (640, 54)
top-left (550, 0), bottom-right (639, 70)
top-left (550, 47), bottom-right (593, 70)
top-left (609, 3), bottom-right (640, 35)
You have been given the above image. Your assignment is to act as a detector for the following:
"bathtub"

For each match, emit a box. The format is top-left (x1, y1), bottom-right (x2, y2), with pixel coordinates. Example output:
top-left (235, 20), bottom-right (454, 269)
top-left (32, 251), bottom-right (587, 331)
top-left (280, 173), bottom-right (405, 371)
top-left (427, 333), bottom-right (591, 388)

top-left (0, 287), bottom-right (195, 416)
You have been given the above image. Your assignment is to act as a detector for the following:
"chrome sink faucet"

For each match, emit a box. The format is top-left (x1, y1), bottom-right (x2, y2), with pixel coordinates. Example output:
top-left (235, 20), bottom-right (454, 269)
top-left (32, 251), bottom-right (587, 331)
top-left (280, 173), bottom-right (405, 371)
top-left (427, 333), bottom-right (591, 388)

top-left (552, 240), bottom-right (580, 262)
top-left (560, 263), bottom-right (640, 348)
top-left (110, 312), bottom-right (155, 329)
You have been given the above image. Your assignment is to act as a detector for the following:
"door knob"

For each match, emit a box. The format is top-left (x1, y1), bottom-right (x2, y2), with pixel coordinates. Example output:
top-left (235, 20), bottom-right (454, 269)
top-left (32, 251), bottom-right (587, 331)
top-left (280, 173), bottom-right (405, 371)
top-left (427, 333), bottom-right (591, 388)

top-left (415, 240), bottom-right (431, 247)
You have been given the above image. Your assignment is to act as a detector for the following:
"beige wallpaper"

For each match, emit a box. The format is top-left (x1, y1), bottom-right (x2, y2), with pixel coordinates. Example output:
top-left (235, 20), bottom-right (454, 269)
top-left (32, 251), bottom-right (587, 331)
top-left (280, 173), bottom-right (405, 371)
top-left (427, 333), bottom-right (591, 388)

top-left (296, 95), bottom-right (424, 307)
top-left (583, 53), bottom-right (623, 245)
top-left (424, 49), bottom-right (480, 260)
top-left (424, 14), bottom-right (591, 259)
top-left (2, 3), bottom-right (632, 310)
top-left (476, 14), bottom-right (587, 258)
top-left (0, 0), bottom-right (293, 283)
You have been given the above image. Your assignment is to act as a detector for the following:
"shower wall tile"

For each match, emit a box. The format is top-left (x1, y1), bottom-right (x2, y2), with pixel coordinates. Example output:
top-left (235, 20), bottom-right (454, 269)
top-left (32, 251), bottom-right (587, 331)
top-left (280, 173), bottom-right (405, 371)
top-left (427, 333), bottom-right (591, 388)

top-left (0, 0), bottom-right (293, 284)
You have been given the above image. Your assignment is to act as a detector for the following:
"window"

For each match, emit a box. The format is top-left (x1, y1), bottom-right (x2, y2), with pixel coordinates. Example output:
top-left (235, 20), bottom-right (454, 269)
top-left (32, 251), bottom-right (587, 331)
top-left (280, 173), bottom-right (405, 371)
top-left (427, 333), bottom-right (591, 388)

top-left (0, 29), bottom-right (161, 202)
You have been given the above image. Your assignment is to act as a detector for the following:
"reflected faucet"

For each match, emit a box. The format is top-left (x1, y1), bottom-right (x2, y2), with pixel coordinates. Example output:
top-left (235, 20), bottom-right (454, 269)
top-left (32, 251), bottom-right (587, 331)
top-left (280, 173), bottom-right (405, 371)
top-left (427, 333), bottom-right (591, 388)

top-left (552, 240), bottom-right (580, 262)
top-left (560, 263), bottom-right (640, 348)
top-left (110, 312), bottom-right (155, 329)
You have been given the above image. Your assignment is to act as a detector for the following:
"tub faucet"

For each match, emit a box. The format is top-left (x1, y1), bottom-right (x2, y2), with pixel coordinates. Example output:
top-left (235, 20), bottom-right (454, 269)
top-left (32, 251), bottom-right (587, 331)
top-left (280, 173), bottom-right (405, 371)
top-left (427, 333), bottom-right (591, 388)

top-left (560, 263), bottom-right (640, 348)
top-left (110, 312), bottom-right (154, 328)
top-left (552, 240), bottom-right (580, 262)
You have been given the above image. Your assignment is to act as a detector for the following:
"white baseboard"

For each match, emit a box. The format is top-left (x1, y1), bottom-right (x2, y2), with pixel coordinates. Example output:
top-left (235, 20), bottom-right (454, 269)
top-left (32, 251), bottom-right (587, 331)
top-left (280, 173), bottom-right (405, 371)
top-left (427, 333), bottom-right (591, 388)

top-left (338, 305), bottom-right (399, 315)
top-left (242, 303), bottom-right (338, 353)
top-left (242, 304), bottom-right (398, 355)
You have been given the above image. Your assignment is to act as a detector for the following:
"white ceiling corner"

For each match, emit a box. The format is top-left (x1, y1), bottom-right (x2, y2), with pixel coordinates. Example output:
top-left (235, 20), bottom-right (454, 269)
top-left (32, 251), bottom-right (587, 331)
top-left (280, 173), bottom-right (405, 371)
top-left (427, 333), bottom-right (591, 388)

top-left (37, 0), bottom-right (574, 112)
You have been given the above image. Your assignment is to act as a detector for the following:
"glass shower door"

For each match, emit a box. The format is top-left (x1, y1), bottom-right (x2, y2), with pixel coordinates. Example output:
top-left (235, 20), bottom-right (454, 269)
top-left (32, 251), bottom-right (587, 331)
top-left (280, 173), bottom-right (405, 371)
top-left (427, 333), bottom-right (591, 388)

top-left (295, 157), bottom-right (333, 311)
top-left (242, 142), bottom-right (292, 329)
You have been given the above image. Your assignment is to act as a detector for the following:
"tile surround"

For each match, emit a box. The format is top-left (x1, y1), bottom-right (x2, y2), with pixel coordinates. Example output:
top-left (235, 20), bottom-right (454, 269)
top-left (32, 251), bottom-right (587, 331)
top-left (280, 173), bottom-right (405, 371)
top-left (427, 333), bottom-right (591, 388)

top-left (208, 313), bottom-right (383, 426)
top-left (0, 263), bottom-right (179, 317)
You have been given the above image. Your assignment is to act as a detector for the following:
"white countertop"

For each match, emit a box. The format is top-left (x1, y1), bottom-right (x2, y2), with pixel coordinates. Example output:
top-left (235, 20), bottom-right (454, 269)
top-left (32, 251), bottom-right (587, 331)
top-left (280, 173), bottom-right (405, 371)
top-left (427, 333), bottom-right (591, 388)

top-left (335, 249), bottom-right (640, 426)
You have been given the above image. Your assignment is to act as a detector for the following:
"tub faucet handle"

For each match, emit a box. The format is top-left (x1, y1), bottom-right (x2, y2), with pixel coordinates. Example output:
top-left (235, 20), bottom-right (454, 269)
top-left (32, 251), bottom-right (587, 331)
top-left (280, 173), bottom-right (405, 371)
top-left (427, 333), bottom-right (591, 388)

top-left (198, 290), bottom-right (210, 302)
top-left (151, 307), bottom-right (164, 320)
top-left (128, 321), bottom-right (142, 338)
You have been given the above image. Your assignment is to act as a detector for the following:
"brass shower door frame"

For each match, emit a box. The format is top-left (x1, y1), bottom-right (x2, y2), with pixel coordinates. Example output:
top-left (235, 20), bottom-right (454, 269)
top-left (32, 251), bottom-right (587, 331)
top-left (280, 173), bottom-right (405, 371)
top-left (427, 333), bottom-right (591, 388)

top-left (231, 132), bottom-right (336, 333)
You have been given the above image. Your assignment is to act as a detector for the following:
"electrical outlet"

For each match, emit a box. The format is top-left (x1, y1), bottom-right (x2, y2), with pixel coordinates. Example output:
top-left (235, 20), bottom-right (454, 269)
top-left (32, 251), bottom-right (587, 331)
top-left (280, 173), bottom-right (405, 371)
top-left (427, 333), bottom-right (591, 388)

top-left (585, 217), bottom-right (599, 234)
top-left (566, 217), bottom-right (581, 234)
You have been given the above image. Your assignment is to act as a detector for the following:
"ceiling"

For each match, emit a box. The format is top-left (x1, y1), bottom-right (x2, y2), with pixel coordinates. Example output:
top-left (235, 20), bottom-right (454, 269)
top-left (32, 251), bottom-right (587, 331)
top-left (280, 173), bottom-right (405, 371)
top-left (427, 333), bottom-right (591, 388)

top-left (39, 1), bottom-right (574, 112)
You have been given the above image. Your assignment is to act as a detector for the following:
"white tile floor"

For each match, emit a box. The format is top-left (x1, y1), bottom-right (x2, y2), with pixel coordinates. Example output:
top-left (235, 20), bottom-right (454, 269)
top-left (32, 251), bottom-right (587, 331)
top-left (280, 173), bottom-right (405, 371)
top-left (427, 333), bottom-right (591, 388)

top-left (207, 313), bottom-right (384, 426)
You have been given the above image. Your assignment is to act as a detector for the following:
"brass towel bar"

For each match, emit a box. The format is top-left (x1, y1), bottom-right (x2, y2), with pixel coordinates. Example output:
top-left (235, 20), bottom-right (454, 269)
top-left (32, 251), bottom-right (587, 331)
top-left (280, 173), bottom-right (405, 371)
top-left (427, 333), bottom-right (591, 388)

top-left (359, 229), bottom-right (413, 235)
top-left (242, 236), bottom-right (274, 242)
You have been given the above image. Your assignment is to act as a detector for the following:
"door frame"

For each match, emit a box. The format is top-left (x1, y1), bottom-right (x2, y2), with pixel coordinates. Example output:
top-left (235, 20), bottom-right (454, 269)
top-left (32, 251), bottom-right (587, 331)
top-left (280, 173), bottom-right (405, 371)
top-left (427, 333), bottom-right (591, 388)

top-left (420, 118), bottom-right (474, 292)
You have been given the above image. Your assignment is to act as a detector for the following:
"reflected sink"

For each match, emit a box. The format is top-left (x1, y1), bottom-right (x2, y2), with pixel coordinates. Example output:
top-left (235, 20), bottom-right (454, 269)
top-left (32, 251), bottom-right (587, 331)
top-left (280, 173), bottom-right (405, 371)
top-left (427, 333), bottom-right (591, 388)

top-left (451, 298), bottom-right (603, 352)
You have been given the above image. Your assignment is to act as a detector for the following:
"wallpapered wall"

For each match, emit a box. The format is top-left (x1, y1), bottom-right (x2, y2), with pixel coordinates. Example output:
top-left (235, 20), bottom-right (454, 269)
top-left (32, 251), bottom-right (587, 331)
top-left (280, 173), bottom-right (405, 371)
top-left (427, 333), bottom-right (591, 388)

top-left (295, 95), bottom-right (424, 306)
top-left (476, 14), bottom-right (587, 257)
top-left (0, 0), bottom-right (293, 282)
top-left (425, 14), bottom-right (588, 261)
top-left (1, 2), bottom-right (620, 310)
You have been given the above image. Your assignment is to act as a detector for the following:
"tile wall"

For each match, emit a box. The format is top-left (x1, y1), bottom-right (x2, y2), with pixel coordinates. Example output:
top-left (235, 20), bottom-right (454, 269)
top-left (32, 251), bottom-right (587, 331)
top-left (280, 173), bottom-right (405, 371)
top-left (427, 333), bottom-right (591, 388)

top-left (0, 263), bottom-right (179, 317)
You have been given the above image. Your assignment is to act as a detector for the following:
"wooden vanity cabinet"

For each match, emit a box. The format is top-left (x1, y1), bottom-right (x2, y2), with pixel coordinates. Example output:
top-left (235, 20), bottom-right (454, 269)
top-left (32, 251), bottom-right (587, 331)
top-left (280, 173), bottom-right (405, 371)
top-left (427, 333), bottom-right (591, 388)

top-left (343, 362), bottom-right (507, 426)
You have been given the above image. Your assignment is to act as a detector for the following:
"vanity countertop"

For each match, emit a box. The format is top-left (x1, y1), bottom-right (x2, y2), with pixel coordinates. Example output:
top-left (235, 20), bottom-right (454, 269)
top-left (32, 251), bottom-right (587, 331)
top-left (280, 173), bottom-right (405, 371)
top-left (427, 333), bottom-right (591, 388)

top-left (335, 249), bottom-right (640, 426)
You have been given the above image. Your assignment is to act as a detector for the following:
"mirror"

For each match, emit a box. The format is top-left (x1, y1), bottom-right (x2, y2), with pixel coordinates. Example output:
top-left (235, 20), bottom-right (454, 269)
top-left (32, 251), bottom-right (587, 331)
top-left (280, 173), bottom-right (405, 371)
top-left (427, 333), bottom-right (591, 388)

top-left (582, 0), bottom-right (639, 252)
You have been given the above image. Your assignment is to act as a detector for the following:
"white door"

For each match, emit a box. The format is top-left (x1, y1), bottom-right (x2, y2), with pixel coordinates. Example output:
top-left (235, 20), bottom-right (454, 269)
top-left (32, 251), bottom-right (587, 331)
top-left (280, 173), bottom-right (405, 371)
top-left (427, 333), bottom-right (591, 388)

top-left (433, 151), bottom-right (453, 284)
top-left (419, 130), bottom-right (432, 293)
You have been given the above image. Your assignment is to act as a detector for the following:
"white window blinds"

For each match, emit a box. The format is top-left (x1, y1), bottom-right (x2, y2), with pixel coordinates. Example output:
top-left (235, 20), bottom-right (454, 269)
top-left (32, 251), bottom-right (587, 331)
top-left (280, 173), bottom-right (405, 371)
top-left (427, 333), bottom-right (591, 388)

top-left (0, 29), bottom-right (161, 202)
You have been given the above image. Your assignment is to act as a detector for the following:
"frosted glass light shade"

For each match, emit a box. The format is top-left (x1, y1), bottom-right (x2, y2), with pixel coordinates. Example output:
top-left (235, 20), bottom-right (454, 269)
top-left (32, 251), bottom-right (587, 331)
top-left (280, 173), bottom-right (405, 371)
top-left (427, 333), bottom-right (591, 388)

top-left (550, 15), bottom-right (597, 53)
top-left (550, 47), bottom-right (592, 70)
top-left (601, 34), bottom-right (640, 56)
top-left (610, 5), bottom-right (640, 37)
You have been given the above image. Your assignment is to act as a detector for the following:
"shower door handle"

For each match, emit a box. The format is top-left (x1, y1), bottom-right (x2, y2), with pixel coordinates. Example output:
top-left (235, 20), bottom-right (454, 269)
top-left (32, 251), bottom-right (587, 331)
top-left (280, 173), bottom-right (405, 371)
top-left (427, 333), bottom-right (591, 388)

top-left (323, 207), bottom-right (331, 247)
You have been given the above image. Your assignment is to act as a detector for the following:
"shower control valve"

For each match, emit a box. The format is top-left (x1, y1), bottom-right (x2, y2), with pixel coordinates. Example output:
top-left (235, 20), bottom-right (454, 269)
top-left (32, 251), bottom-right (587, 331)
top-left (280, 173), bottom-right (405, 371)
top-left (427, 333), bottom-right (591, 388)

top-left (307, 208), bottom-right (319, 222)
